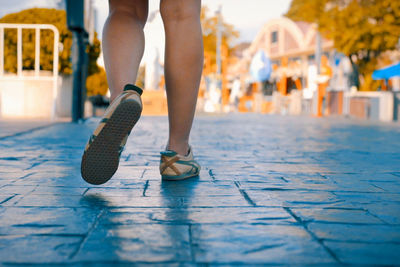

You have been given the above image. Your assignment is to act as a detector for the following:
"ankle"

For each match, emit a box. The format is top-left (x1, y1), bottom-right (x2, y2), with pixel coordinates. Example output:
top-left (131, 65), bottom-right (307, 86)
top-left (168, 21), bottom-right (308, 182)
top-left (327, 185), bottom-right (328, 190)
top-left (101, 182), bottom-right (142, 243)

top-left (167, 140), bottom-right (189, 156)
top-left (110, 91), bottom-right (121, 102)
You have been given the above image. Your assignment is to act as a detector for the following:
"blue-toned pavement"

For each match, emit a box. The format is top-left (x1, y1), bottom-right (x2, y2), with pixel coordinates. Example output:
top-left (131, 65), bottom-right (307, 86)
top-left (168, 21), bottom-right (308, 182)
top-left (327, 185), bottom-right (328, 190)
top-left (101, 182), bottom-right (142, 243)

top-left (0, 114), bottom-right (400, 265)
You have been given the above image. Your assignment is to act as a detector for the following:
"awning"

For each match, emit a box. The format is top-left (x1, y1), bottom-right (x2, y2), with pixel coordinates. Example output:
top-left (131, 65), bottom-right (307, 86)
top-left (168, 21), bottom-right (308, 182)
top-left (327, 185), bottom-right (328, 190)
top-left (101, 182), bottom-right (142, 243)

top-left (372, 62), bottom-right (400, 80)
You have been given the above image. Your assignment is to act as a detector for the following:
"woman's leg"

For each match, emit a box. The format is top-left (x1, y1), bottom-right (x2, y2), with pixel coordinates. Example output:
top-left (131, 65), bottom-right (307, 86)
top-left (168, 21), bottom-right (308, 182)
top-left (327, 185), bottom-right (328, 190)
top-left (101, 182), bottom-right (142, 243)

top-left (81, 0), bottom-right (148, 185)
top-left (160, 0), bottom-right (204, 155)
top-left (102, 0), bottom-right (148, 102)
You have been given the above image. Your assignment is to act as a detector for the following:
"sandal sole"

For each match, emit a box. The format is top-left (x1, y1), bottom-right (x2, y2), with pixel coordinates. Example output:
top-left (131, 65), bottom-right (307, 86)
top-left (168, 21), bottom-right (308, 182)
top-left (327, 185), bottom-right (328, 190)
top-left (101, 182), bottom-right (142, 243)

top-left (161, 172), bottom-right (200, 181)
top-left (81, 99), bottom-right (142, 185)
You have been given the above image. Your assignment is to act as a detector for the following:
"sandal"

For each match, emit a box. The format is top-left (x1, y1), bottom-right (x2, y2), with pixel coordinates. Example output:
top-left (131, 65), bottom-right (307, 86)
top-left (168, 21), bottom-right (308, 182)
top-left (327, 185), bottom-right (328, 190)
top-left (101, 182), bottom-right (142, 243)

top-left (81, 84), bottom-right (143, 185)
top-left (159, 146), bottom-right (201, 180)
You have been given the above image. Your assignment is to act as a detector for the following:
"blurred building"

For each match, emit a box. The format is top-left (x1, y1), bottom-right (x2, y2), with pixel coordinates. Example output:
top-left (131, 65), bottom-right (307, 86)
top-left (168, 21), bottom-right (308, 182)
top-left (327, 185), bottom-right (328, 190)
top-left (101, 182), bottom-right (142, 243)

top-left (247, 17), bottom-right (333, 65)
top-left (228, 17), bottom-right (399, 122)
top-left (227, 17), bottom-right (333, 114)
top-left (234, 17), bottom-right (335, 90)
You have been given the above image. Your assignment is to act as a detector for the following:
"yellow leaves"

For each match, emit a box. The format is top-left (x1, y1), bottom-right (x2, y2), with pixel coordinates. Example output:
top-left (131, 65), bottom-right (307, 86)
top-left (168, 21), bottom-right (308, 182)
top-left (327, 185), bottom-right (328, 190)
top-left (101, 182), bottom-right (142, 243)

top-left (288, 0), bottom-right (400, 58)
top-left (383, 14), bottom-right (395, 23)
top-left (371, 35), bottom-right (382, 51)
top-left (287, 0), bottom-right (400, 90)
top-left (285, 0), bottom-right (329, 23)
top-left (86, 67), bottom-right (108, 97)
top-left (0, 8), bottom-right (70, 74)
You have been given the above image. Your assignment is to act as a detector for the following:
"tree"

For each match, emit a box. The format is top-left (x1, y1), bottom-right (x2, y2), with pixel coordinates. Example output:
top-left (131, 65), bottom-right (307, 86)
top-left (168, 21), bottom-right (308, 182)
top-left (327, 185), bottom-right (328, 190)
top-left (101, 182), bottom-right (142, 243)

top-left (286, 0), bottom-right (400, 90)
top-left (286, 0), bottom-right (327, 26)
top-left (86, 67), bottom-right (108, 96)
top-left (86, 32), bottom-right (108, 96)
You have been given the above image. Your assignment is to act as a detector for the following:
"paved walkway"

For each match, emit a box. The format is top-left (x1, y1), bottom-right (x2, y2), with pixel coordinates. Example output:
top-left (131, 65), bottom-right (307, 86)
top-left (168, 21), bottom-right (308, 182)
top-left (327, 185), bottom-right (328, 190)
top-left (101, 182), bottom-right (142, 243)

top-left (0, 119), bottom-right (62, 139)
top-left (0, 114), bottom-right (400, 265)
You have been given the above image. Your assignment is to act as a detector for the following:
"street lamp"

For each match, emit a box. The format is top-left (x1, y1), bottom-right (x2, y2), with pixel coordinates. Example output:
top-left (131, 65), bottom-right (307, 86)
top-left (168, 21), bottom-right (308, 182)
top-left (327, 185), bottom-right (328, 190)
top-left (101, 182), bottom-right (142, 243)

top-left (315, 25), bottom-right (322, 74)
top-left (215, 6), bottom-right (222, 111)
top-left (216, 6), bottom-right (222, 79)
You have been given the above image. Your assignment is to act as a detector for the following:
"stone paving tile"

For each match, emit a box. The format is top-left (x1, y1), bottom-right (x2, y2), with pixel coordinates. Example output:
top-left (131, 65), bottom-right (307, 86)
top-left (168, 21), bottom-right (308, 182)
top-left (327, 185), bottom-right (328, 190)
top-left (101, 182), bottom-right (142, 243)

top-left (0, 119), bottom-right (58, 139)
top-left (247, 190), bottom-right (344, 208)
top-left (323, 241), bottom-right (400, 265)
top-left (333, 191), bottom-right (400, 204)
top-left (145, 180), bottom-right (240, 197)
top-left (191, 224), bottom-right (335, 264)
top-left (324, 173), bottom-right (392, 192)
top-left (73, 224), bottom-right (191, 263)
top-left (8, 194), bottom-right (177, 208)
top-left (9, 193), bottom-right (250, 209)
top-left (0, 185), bottom-right (37, 195)
top-left (84, 188), bottom-right (145, 197)
top-left (237, 176), bottom-right (340, 191)
top-left (98, 207), bottom-right (295, 225)
top-left (29, 185), bottom-right (89, 196)
top-left (0, 207), bottom-right (101, 235)
top-left (307, 222), bottom-right (400, 242)
top-left (288, 207), bottom-right (386, 224)
top-left (364, 202), bottom-right (400, 225)
top-left (10, 172), bottom-right (88, 187)
top-left (0, 194), bottom-right (18, 205)
top-left (0, 179), bottom-right (15, 188)
top-left (0, 114), bottom-right (399, 265)
top-left (70, 263), bottom-right (198, 267)
top-left (0, 159), bottom-right (33, 171)
top-left (0, 194), bottom-right (25, 206)
top-left (370, 181), bottom-right (400, 193)
top-left (0, 234), bottom-right (82, 264)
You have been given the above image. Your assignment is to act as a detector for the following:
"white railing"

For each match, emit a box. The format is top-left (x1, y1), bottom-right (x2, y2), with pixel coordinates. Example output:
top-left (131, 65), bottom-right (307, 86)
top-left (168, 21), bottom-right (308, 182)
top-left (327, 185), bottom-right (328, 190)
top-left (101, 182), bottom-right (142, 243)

top-left (0, 23), bottom-right (59, 118)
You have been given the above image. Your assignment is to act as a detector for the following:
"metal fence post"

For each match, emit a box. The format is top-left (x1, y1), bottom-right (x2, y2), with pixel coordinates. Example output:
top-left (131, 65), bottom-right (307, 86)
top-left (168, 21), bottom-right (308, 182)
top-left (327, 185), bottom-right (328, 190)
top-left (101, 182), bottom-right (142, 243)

top-left (70, 30), bottom-right (87, 122)
top-left (66, 0), bottom-right (89, 123)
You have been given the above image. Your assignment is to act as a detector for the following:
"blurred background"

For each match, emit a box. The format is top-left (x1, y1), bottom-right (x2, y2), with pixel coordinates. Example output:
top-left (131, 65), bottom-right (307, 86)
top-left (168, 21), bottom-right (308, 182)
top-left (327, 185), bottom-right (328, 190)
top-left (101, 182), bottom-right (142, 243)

top-left (0, 0), bottom-right (399, 122)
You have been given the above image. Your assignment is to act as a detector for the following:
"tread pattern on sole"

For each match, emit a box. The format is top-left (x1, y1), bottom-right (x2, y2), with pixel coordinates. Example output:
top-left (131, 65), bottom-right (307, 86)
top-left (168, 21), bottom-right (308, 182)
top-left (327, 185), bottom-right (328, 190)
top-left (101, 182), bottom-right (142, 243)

top-left (81, 99), bottom-right (142, 185)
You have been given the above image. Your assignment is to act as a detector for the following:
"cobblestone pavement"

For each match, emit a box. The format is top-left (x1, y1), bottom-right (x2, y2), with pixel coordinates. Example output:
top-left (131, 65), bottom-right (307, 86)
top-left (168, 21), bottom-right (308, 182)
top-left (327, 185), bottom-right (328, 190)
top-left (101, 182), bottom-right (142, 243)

top-left (0, 114), bottom-right (400, 265)
top-left (0, 119), bottom-right (61, 139)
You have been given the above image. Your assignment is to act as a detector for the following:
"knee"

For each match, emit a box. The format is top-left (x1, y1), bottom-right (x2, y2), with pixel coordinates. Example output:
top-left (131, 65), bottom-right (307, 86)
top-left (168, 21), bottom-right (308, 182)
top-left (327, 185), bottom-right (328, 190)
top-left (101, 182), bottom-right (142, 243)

top-left (160, 0), bottom-right (201, 23)
top-left (108, 0), bottom-right (148, 27)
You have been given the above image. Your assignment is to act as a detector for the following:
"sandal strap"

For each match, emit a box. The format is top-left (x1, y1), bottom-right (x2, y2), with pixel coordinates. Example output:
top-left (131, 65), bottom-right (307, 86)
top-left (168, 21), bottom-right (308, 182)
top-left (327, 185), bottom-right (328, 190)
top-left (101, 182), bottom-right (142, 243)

top-left (160, 155), bottom-right (181, 175)
top-left (123, 84), bottom-right (143, 96)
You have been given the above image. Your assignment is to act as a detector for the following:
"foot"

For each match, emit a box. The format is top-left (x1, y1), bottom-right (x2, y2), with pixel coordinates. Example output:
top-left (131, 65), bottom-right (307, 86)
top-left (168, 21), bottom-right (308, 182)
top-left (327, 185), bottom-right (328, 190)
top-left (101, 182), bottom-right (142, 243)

top-left (166, 141), bottom-right (190, 156)
top-left (159, 146), bottom-right (200, 181)
top-left (81, 84), bottom-right (143, 185)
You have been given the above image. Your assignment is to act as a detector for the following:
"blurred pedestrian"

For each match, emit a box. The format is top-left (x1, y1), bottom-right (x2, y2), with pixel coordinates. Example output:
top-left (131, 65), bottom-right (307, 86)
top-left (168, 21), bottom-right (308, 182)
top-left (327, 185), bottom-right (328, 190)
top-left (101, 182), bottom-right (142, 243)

top-left (229, 77), bottom-right (241, 111)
